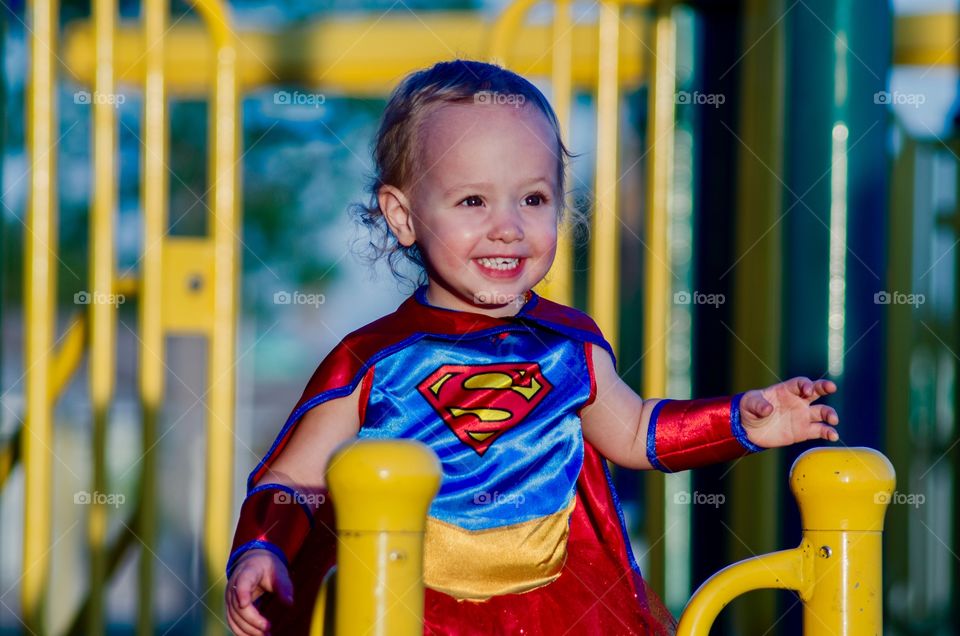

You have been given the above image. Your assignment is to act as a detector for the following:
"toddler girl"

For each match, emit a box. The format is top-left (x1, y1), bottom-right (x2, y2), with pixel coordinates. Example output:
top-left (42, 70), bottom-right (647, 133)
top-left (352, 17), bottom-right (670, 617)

top-left (225, 58), bottom-right (840, 636)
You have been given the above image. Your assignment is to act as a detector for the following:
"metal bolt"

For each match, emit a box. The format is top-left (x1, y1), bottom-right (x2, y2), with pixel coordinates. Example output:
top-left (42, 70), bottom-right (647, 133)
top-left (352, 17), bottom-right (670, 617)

top-left (818, 545), bottom-right (832, 559)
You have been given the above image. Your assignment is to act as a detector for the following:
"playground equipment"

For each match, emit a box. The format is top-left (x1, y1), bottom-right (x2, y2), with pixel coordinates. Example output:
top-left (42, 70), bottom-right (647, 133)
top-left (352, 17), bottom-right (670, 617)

top-left (677, 447), bottom-right (896, 635)
top-left (311, 445), bottom-right (895, 635)
top-left (21, 0), bottom-right (239, 631)
top-left (17, 1), bottom-right (666, 632)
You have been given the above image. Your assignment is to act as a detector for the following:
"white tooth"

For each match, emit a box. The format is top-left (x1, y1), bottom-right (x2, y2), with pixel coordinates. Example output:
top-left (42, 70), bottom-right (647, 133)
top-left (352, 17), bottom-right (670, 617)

top-left (477, 257), bottom-right (519, 270)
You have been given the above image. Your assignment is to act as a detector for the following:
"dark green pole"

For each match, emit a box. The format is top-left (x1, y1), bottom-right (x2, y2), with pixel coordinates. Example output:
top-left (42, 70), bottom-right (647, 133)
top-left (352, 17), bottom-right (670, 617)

top-left (780, 0), bottom-right (890, 632)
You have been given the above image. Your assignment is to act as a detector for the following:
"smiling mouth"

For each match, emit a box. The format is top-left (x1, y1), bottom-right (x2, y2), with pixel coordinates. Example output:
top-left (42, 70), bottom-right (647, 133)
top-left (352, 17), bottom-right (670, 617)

top-left (474, 257), bottom-right (521, 271)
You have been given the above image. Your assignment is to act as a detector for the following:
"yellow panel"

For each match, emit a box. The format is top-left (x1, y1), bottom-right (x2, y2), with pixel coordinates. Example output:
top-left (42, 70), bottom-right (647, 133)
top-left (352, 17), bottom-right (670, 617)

top-left (160, 238), bottom-right (216, 334)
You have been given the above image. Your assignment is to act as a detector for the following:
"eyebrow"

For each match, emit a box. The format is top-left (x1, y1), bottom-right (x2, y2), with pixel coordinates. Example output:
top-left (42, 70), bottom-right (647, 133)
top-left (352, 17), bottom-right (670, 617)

top-left (444, 177), bottom-right (554, 196)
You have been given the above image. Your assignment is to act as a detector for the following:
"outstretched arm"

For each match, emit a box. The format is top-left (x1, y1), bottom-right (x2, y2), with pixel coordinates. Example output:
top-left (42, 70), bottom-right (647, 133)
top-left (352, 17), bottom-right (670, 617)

top-left (580, 344), bottom-right (840, 471)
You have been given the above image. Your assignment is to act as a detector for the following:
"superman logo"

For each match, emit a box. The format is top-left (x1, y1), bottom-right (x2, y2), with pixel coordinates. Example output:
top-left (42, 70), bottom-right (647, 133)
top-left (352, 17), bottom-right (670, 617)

top-left (417, 362), bottom-right (553, 455)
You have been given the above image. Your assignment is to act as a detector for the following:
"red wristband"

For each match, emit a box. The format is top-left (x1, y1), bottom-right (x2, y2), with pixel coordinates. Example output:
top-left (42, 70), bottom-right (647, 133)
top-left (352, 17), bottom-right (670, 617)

top-left (646, 393), bottom-right (763, 472)
top-left (226, 483), bottom-right (331, 578)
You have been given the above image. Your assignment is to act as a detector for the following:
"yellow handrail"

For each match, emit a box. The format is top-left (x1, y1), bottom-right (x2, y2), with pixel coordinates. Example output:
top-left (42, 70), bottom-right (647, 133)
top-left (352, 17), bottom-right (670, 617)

top-left (311, 440), bottom-right (442, 636)
top-left (677, 447), bottom-right (895, 635)
top-left (308, 445), bottom-right (893, 634)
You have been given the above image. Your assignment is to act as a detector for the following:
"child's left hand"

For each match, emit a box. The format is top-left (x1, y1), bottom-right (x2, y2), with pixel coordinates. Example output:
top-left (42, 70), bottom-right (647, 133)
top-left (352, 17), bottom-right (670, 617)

top-left (739, 377), bottom-right (840, 449)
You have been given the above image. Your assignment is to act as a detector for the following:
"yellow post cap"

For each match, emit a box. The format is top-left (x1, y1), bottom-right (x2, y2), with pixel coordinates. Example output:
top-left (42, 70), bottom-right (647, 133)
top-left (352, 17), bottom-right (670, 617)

top-left (789, 447), bottom-right (896, 532)
top-left (326, 439), bottom-right (442, 533)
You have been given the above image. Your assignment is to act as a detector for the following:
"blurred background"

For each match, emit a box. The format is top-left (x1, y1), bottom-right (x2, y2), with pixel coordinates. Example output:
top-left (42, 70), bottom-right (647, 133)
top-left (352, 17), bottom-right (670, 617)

top-left (0, 0), bottom-right (955, 633)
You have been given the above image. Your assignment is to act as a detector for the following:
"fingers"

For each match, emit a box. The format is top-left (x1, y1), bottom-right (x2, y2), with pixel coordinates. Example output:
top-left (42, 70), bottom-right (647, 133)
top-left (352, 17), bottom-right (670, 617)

top-left (274, 564), bottom-right (295, 605)
top-left (227, 598), bottom-right (269, 636)
top-left (811, 379), bottom-right (837, 398)
top-left (228, 568), bottom-right (271, 636)
top-left (234, 568), bottom-right (260, 609)
top-left (789, 377), bottom-right (837, 400)
top-left (790, 376), bottom-right (814, 398)
top-left (742, 390), bottom-right (774, 418)
top-left (813, 423), bottom-right (840, 442)
top-left (227, 588), bottom-right (270, 636)
top-left (810, 404), bottom-right (839, 426)
top-left (227, 585), bottom-right (270, 636)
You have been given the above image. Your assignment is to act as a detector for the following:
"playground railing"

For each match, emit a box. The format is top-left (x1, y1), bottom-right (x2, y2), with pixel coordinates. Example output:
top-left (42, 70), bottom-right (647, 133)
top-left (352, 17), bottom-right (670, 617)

top-left (311, 444), bottom-right (894, 636)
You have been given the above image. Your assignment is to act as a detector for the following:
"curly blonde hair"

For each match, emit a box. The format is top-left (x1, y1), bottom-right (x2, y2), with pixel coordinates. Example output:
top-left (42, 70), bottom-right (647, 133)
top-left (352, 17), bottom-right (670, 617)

top-left (350, 58), bottom-right (583, 286)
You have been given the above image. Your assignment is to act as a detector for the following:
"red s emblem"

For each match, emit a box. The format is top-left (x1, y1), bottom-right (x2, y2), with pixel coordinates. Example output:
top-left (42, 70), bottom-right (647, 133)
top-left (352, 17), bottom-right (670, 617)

top-left (417, 362), bottom-right (553, 455)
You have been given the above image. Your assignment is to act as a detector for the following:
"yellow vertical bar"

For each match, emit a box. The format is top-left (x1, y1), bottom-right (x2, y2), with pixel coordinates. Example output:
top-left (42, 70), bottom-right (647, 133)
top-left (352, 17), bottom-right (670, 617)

top-left (23, 0), bottom-right (57, 630)
top-left (139, 0), bottom-right (166, 632)
top-left (642, 2), bottom-right (676, 597)
top-left (321, 441), bottom-right (441, 636)
top-left (536, 0), bottom-right (573, 305)
top-left (191, 3), bottom-right (239, 631)
top-left (89, 0), bottom-right (117, 630)
top-left (588, 0), bottom-right (622, 353)
top-left (802, 530), bottom-right (883, 634)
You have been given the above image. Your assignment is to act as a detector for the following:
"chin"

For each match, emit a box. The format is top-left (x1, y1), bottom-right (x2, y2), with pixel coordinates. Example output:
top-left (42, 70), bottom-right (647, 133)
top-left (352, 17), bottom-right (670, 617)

top-left (470, 287), bottom-right (527, 306)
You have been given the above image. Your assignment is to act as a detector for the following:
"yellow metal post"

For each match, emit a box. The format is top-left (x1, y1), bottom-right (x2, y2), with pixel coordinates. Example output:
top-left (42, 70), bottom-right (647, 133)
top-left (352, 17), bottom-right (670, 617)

top-left (539, 0), bottom-right (573, 305)
top-left (89, 0), bottom-right (118, 630)
top-left (23, 0), bottom-right (58, 630)
top-left (587, 0), bottom-right (623, 354)
top-left (137, 0), bottom-right (167, 632)
top-left (313, 440), bottom-right (441, 636)
top-left (676, 447), bottom-right (895, 635)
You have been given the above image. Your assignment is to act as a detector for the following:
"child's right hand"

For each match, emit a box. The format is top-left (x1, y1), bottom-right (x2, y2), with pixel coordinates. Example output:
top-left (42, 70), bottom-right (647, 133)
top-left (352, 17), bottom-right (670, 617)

top-left (226, 549), bottom-right (294, 636)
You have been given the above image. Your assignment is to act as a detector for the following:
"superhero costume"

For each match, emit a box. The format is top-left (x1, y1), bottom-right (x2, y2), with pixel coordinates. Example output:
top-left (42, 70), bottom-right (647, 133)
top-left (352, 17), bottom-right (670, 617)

top-left (229, 285), bottom-right (763, 635)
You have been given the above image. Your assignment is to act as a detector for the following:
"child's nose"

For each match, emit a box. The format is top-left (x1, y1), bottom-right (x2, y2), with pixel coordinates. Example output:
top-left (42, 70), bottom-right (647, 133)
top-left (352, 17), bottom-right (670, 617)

top-left (487, 207), bottom-right (524, 242)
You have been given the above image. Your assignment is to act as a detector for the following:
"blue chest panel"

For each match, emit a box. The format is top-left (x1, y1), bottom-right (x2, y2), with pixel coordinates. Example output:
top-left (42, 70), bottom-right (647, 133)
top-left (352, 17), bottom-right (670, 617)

top-left (357, 326), bottom-right (592, 531)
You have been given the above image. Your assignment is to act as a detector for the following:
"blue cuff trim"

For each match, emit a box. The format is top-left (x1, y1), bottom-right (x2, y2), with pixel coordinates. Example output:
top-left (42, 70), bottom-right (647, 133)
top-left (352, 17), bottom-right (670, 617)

top-left (247, 482), bottom-right (316, 528)
top-left (646, 399), bottom-right (672, 472)
top-left (226, 540), bottom-right (289, 579)
top-left (730, 392), bottom-right (764, 453)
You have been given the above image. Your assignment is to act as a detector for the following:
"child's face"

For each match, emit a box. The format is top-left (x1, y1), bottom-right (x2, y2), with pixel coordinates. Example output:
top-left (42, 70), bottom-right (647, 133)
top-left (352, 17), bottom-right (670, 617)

top-left (382, 101), bottom-right (560, 317)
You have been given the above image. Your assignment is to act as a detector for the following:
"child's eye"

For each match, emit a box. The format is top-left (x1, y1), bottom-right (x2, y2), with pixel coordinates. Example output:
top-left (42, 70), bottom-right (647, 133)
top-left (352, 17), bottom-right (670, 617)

top-left (524, 191), bottom-right (550, 207)
top-left (459, 195), bottom-right (484, 207)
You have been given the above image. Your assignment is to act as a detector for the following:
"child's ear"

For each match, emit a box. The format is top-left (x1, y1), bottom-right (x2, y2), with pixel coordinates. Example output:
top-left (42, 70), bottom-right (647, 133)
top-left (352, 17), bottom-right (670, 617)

top-left (378, 185), bottom-right (417, 247)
